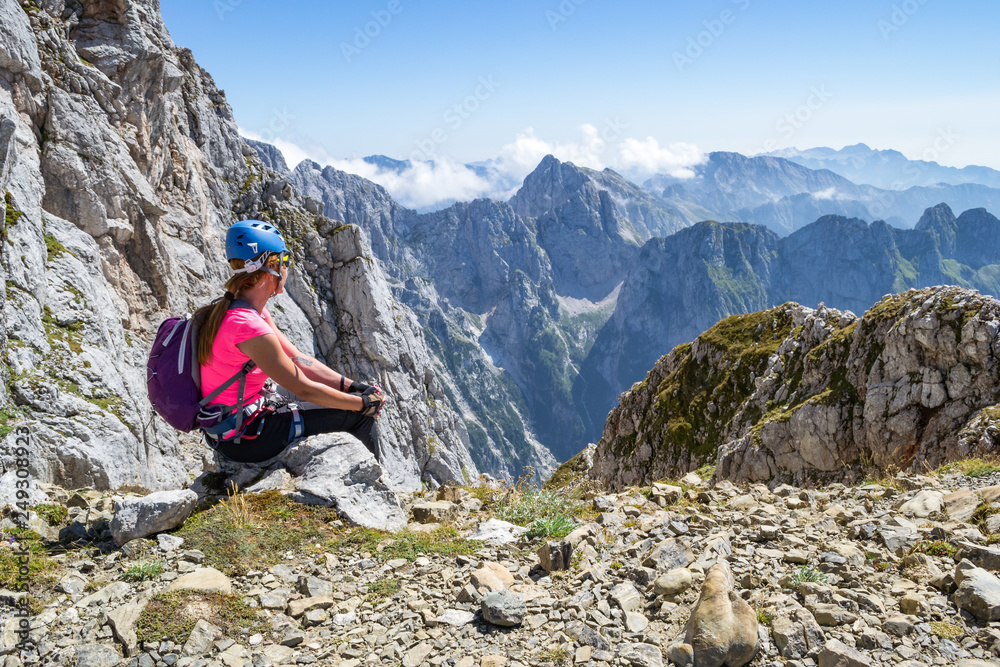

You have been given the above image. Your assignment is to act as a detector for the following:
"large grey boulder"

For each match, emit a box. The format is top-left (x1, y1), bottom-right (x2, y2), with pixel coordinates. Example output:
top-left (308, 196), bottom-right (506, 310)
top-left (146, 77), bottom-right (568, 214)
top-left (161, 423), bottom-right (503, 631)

top-left (284, 434), bottom-right (407, 531)
top-left (110, 490), bottom-right (197, 546)
top-left (896, 489), bottom-right (944, 517)
top-left (481, 590), bottom-right (526, 627)
top-left (0, 470), bottom-right (47, 508)
top-left (954, 559), bottom-right (1000, 620)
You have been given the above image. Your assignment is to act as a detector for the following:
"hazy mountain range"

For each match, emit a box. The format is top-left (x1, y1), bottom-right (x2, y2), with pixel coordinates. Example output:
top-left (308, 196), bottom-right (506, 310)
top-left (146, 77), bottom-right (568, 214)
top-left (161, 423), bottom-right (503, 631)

top-left (252, 138), bottom-right (1000, 470)
top-left (767, 143), bottom-right (1000, 191)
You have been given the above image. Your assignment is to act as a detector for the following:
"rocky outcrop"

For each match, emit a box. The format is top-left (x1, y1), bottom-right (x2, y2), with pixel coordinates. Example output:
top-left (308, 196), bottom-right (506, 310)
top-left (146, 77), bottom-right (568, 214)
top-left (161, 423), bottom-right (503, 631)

top-left (592, 286), bottom-right (1000, 489)
top-left (577, 221), bottom-right (778, 441)
top-left (0, 0), bottom-right (474, 492)
top-left (577, 208), bottom-right (1000, 452)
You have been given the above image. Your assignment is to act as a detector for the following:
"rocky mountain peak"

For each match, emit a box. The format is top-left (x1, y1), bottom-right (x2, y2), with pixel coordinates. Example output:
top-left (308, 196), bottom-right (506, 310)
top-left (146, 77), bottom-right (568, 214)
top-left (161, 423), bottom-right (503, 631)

top-left (915, 202), bottom-right (958, 231)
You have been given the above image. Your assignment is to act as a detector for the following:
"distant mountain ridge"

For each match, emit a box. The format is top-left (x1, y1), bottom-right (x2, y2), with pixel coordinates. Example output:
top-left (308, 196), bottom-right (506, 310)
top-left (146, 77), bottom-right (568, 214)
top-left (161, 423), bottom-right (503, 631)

top-left (646, 151), bottom-right (1000, 235)
top-left (768, 143), bottom-right (1000, 190)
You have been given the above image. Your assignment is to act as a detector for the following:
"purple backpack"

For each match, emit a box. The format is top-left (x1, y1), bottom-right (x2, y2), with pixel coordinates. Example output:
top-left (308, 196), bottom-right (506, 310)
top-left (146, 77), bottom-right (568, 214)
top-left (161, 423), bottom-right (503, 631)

top-left (146, 313), bottom-right (255, 435)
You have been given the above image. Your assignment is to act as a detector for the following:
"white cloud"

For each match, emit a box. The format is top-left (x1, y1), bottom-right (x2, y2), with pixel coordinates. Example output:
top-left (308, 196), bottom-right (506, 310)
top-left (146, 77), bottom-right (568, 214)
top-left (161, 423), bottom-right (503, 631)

top-left (812, 187), bottom-right (838, 200)
top-left (239, 127), bottom-right (329, 168)
top-left (496, 125), bottom-right (611, 176)
top-left (326, 157), bottom-right (493, 210)
top-left (617, 137), bottom-right (704, 178)
top-left (238, 125), bottom-right (706, 211)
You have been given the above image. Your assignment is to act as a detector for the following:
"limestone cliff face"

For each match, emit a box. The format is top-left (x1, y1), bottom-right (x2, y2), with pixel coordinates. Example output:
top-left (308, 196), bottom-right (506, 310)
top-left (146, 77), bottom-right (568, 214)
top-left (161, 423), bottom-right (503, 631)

top-left (0, 0), bottom-right (475, 492)
top-left (591, 286), bottom-right (1000, 489)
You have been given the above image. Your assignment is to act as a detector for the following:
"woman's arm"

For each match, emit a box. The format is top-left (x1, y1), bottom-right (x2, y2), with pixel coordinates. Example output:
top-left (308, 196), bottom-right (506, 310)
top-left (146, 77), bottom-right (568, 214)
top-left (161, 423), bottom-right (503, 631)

top-left (238, 333), bottom-right (363, 411)
top-left (263, 310), bottom-right (358, 391)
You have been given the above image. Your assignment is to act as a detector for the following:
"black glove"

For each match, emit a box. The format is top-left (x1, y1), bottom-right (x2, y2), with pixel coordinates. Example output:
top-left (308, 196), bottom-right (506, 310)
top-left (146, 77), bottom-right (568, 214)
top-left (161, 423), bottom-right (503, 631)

top-left (347, 381), bottom-right (372, 394)
top-left (360, 387), bottom-right (386, 418)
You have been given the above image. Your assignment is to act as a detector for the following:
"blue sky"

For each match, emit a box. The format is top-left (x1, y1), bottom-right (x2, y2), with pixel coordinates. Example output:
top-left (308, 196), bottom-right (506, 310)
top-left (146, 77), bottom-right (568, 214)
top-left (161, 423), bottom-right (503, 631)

top-left (162, 0), bottom-right (1000, 206)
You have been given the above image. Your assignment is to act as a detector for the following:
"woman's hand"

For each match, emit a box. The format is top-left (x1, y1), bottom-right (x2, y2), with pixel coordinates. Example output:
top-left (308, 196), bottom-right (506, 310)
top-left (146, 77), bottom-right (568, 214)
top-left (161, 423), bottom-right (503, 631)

top-left (359, 385), bottom-right (388, 418)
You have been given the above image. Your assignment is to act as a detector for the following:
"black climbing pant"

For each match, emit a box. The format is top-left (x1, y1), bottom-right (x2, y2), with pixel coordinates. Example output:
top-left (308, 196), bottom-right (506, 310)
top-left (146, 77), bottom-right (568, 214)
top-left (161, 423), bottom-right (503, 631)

top-left (211, 406), bottom-right (380, 464)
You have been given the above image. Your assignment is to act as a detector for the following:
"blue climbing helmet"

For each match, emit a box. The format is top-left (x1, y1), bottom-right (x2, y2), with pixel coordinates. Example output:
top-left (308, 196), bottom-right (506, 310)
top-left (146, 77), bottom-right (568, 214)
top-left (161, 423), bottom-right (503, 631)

top-left (225, 220), bottom-right (288, 274)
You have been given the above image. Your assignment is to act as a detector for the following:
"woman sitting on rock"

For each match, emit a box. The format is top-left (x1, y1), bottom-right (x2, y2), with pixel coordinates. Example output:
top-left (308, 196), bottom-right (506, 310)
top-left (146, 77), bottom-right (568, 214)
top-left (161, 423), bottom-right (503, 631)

top-left (195, 219), bottom-right (387, 463)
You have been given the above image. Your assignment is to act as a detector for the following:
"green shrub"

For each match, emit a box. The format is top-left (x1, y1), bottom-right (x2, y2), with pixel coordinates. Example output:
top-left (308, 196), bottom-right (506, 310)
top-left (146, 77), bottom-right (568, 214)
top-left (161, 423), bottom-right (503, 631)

top-left (791, 566), bottom-right (829, 586)
top-left (525, 514), bottom-right (575, 539)
top-left (32, 504), bottom-right (68, 526)
top-left (121, 560), bottom-right (163, 582)
top-left (909, 540), bottom-right (959, 559)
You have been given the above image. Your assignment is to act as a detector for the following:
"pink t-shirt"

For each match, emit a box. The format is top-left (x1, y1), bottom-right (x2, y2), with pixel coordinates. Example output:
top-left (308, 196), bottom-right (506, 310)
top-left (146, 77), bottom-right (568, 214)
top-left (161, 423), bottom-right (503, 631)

top-left (200, 307), bottom-right (273, 408)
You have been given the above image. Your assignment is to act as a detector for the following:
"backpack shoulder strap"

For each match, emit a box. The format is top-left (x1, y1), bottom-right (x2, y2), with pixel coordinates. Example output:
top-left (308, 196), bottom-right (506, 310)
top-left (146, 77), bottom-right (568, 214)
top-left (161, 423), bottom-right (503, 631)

top-left (199, 359), bottom-right (256, 407)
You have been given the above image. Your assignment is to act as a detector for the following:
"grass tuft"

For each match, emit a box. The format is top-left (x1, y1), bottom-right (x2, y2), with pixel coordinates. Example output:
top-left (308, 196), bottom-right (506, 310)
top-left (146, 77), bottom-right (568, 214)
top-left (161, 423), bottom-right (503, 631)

top-left (136, 591), bottom-right (263, 644)
top-left (366, 577), bottom-right (400, 600)
top-left (32, 504), bottom-right (68, 526)
top-left (121, 560), bottom-right (164, 582)
top-left (934, 457), bottom-right (1000, 478)
top-left (0, 528), bottom-right (58, 588)
top-left (175, 489), bottom-right (338, 576)
top-left (756, 609), bottom-right (773, 626)
top-left (929, 621), bottom-right (964, 640)
top-left (472, 468), bottom-right (575, 527)
top-left (791, 566), bottom-right (829, 586)
top-left (536, 647), bottom-right (570, 664)
top-left (525, 514), bottom-right (575, 540)
top-left (333, 526), bottom-right (477, 563)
